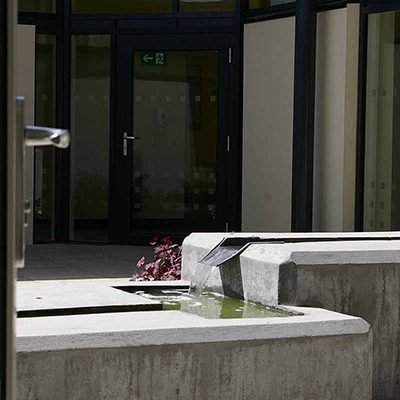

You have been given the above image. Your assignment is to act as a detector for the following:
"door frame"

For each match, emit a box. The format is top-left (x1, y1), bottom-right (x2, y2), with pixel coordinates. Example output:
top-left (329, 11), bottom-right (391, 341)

top-left (112, 33), bottom-right (238, 244)
top-left (19, 12), bottom-right (242, 244)
top-left (2, 0), bottom-right (17, 398)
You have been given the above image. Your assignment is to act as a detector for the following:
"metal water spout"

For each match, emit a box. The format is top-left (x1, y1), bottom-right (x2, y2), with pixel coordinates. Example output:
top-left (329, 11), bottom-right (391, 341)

top-left (199, 236), bottom-right (268, 267)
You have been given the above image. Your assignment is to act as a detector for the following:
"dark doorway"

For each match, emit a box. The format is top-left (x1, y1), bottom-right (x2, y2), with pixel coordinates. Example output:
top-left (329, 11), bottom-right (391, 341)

top-left (114, 34), bottom-right (234, 244)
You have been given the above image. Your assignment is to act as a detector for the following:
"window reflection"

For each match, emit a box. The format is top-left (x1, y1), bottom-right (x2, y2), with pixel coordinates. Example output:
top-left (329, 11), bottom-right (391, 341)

top-left (71, 35), bottom-right (111, 241)
top-left (131, 51), bottom-right (218, 225)
top-left (34, 35), bottom-right (56, 242)
top-left (364, 11), bottom-right (400, 231)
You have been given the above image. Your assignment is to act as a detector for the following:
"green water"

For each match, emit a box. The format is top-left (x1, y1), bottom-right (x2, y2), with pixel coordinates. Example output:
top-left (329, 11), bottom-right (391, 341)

top-left (135, 289), bottom-right (293, 319)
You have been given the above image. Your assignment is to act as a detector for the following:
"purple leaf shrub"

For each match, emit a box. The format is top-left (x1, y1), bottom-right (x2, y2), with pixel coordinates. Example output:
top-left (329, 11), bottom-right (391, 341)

top-left (131, 237), bottom-right (182, 281)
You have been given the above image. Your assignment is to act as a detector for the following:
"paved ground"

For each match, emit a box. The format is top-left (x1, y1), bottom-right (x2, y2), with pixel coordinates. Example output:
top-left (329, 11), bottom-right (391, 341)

top-left (18, 244), bottom-right (154, 281)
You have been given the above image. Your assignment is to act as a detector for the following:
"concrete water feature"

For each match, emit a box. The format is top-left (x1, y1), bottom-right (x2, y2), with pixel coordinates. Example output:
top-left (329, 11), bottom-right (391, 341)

top-left (15, 232), bottom-right (382, 400)
top-left (17, 305), bottom-right (371, 400)
top-left (183, 232), bottom-right (400, 400)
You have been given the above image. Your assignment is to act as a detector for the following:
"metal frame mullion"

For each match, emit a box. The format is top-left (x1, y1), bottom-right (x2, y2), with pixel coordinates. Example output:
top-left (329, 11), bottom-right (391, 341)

top-left (0, 0), bottom-right (9, 397)
top-left (54, 0), bottom-right (71, 241)
top-left (291, 0), bottom-right (317, 232)
top-left (355, 10), bottom-right (368, 231)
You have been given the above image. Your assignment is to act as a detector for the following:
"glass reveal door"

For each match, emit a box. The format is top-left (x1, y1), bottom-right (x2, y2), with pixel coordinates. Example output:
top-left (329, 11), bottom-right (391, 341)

top-left (115, 35), bottom-right (230, 243)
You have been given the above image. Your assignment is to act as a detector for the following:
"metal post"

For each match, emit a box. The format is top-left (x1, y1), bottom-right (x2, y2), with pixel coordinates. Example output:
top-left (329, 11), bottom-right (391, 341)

top-left (0, 0), bottom-right (8, 396)
top-left (291, 0), bottom-right (317, 232)
top-left (2, 0), bottom-right (17, 399)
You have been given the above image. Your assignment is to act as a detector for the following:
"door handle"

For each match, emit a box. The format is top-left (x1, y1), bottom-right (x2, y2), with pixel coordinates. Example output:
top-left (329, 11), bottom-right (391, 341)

top-left (123, 132), bottom-right (142, 156)
top-left (25, 125), bottom-right (70, 148)
top-left (15, 97), bottom-right (70, 269)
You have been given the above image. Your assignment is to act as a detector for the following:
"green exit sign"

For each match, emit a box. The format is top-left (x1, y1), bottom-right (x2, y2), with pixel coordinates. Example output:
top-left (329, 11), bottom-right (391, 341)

top-left (141, 52), bottom-right (166, 66)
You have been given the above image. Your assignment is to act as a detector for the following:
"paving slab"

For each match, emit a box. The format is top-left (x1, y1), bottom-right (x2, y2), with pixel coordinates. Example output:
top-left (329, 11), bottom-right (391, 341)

top-left (17, 281), bottom-right (162, 317)
top-left (19, 244), bottom-right (153, 281)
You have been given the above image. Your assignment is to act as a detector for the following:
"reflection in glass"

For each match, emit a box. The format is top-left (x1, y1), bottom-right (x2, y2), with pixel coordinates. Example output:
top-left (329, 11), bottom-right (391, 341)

top-left (131, 51), bottom-right (218, 226)
top-left (34, 35), bottom-right (56, 242)
top-left (248, 0), bottom-right (294, 9)
top-left (72, 0), bottom-right (171, 14)
top-left (71, 35), bottom-right (110, 241)
top-left (19, 0), bottom-right (55, 12)
top-left (364, 12), bottom-right (400, 231)
top-left (180, 0), bottom-right (235, 12)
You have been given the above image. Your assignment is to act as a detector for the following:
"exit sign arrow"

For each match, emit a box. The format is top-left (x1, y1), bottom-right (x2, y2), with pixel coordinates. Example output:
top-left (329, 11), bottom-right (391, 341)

top-left (142, 53), bottom-right (154, 63)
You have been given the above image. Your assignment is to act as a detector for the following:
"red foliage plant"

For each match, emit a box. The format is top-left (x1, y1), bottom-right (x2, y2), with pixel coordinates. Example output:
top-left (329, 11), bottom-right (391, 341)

top-left (131, 237), bottom-right (182, 281)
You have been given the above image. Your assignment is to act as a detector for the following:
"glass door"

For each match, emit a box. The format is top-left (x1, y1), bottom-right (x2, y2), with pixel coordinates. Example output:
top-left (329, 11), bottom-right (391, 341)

top-left (115, 35), bottom-right (231, 243)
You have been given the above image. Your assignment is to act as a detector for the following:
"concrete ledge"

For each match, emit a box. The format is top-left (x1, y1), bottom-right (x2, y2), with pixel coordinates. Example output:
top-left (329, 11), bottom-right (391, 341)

top-left (17, 307), bottom-right (372, 400)
top-left (17, 307), bottom-right (369, 352)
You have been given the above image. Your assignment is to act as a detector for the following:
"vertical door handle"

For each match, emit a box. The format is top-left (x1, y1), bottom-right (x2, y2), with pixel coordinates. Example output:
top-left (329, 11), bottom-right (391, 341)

top-left (123, 132), bottom-right (142, 156)
top-left (15, 98), bottom-right (25, 268)
top-left (15, 97), bottom-right (70, 269)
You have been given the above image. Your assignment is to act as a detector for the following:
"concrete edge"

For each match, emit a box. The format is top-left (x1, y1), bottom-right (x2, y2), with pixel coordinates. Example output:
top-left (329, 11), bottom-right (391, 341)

top-left (17, 278), bottom-right (191, 287)
top-left (17, 307), bottom-right (370, 352)
top-left (184, 233), bottom-right (400, 267)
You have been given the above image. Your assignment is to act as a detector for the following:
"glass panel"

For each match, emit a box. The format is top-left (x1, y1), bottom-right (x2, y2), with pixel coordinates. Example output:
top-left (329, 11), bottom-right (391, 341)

top-left (71, 35), bottom-right (110, 241)
top-left (131, 50), bottom-right (218, 226)
top-left (180, 0), bottom-right (235, 12)
top-left (34, 35), bottom-right (56, 242)
top-left (72, 0), bottom-right (172, 14)
top-left (19, 0), bottom-right (56, 13)
top-left (248, 0), bottom-right (294, 9)
top-left (364, 12), bottom-right (400, 231)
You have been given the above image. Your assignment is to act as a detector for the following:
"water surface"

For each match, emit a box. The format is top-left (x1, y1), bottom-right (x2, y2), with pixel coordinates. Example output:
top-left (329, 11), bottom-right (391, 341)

top-left (135, 289), bottom-right (293, 319)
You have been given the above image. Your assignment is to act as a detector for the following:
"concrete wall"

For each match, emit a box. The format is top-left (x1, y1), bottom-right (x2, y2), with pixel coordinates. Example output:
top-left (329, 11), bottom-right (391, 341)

top-left (241, 6), bottom-right (360, 233)
top-left (16, 25), bottom-right (35, 245)
top-left (313, 5), bottom-right (360, 231)
top-left (18, 334), bottom-right (371, 400)
top-left (242, 17), bottom-right (295, 232)
top-left (281, 257), bottom-right (399, 400)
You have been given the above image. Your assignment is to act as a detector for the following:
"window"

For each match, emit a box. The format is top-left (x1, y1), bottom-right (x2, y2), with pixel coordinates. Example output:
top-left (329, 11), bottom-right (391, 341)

top-left (179, 0), bottom-right (235, 12)
top-left (71, 35), bottom-right (110, 241)
top-left (19, 0), bottom-right (56, 13)
top-left (248, 0), bottom-right (294, 10)
top-left (34, 35), bottom-right (57, 242)
top-left (71, 0), bottom-right (172, 14)
top-left (364, 11), bottom-right (400, 231)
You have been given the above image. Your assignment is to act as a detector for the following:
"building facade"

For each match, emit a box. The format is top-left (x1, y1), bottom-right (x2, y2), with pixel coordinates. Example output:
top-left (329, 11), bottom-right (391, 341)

top-left (16, 0), bottom-right (400, 244)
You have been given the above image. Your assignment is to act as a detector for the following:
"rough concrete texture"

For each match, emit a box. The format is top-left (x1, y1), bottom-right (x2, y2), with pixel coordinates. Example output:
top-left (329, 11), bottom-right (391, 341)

top-left (182, 232), bottom-right (400, 400)
top-left (18, 333), bottom-right (372, 400)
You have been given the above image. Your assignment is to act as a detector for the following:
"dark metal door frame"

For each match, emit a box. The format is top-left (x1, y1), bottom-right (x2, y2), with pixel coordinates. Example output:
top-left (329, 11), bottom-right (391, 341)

top-left (0, 0), bottom-right (9, 396)
top-left (113, 33), bottom-right (236, 244)
top-left (17, 9), bottom-right (242, 244)
top-left (1, 0), bottom-right (16, 398)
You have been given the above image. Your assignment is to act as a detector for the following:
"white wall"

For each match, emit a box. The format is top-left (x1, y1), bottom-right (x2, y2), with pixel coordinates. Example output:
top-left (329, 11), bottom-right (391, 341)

top-left (313, 5), bottom-right (360, 231)
top-left (16, 25), bottom-right (35, 245)
top-left (242, 17), bottom-right (295, 232)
